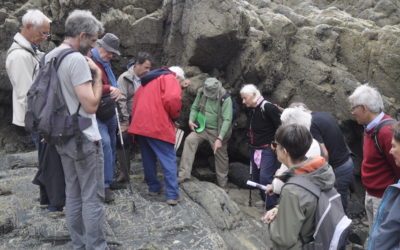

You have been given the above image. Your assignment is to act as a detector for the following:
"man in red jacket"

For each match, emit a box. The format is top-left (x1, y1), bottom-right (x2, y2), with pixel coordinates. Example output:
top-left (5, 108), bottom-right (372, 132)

top-left (128, 66), bottom-right (185, 205)
top-left (348, 84), bottom-right (400, 231)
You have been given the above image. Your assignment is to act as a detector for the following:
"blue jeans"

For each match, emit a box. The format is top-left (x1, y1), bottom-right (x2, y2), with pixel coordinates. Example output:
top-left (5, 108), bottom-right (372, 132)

top-left (250, 147), bottom-right (280, 210)
top-left (97, 115), bottom-right (117, 188)
top-left (333, 157), bottom-right (354, 213)
top-left (138, 136), bottom-right (179, 200)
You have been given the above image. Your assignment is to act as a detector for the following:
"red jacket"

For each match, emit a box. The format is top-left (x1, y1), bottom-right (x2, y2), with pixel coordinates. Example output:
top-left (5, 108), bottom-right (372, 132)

top-left (128, 73), bottom-right (181, 144)
top-left (362, 114), bottom-right (400, 197)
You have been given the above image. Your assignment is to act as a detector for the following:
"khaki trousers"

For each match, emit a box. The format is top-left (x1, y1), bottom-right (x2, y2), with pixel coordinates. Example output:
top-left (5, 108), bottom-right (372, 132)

top-left (179, 128), bottom-right (230, 187)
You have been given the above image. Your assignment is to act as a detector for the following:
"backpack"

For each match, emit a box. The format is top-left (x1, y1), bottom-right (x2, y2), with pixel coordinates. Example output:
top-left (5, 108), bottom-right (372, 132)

top-left (285, 176), bottom-right (352, 250)
top-left (197, 87), bottom-right (237, 131)
top-left (370, 118), bottom-right (397, 155)
top-left (221, 92), bottom-right (238, 121)
top-left (25, 48), bottom-right (92, 145)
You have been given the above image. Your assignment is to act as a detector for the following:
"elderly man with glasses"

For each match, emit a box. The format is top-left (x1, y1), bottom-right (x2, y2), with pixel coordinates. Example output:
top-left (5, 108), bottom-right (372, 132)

top-left (348, 84), bottom-right (400, 233)
top-left (6, 9), bottom-right (51, 137)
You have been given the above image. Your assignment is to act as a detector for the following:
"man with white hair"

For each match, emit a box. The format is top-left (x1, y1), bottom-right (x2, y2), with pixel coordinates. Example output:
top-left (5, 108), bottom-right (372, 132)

top-left (128, 66), bottom-right (186, 205)
top-left (6, 9), bottom-right (51, 136)
top-left (349, 84), bottom-right (400, 231)
top-left (6, 9), bottom-right (65, 215)
top-left (88, 33), bottom-right (122, 203)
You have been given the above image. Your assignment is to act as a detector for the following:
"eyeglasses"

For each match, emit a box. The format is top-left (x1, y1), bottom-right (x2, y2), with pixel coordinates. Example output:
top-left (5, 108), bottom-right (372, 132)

top-left (350, 104), bottom-right (362, 112)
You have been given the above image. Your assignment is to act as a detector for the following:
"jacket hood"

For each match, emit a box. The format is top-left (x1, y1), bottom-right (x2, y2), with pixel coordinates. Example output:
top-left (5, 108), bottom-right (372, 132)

top-left (140, 68), bottom-right (172, 86)
top-left (284, 156), bottom-right (336, 191)
top-left (8, 33), bottom-right (35, 55)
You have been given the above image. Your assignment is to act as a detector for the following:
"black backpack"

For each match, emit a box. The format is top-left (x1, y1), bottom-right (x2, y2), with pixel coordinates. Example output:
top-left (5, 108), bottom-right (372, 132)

top-left (221, 92), bottom-right (238, 121)
top-left (25, 48), bottom-right (92, 144)
top-left (285, 176), bottom-right (352, 250)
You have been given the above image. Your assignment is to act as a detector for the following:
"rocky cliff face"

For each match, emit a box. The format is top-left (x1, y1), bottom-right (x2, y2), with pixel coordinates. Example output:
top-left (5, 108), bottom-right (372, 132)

top-left (1, 0), bottom-right (393, 248)
top-left (0, 0), bottom-right (399, 158)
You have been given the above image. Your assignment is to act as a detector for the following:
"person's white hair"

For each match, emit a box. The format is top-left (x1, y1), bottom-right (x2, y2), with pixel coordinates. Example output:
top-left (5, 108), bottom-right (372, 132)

top-left (240, 84), bottom-right (261, 104)
top-left (348, 84), bottom-right (384, 113)
top-left (281, 107), bottom-right (312, 130)
top-left (169, 66), bottom-right (185, 82)
top-left (22, 9), bottom-right (51, 27)
top-left (288, 102), bottom-right (309, 111)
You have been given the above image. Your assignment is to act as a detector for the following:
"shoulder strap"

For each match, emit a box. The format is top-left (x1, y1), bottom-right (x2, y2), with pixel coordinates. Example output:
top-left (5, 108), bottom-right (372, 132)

top-left (285, 175), bottom-right (321, 198)
top-left (55, 48), bottom-right (77, 70)
top-left (259, 100), bottom-right (272, 120)
top-left (221, 92), bottom-right (230, 103)
top-left (260, 100), bottom-right (269, 113)
top-left (198, 89), bottom-right (207, 114)
top-left (371, 118), bottom-right (397, 155)
top-left (10, 39), bottom-right (36, 56)
top-left (51, 48), bottom-right (81, 114)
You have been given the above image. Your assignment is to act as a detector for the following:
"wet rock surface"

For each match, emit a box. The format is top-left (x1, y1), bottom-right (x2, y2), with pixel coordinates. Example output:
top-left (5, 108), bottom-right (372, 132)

top-left (0, 152), bottom-right (273, 249)
top-left (0, 152), bottom-right (369, 249)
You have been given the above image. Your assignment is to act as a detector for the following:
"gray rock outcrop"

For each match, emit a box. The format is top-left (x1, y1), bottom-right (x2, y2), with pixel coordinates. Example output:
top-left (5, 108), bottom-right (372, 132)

top-left (0, 0), bottom-right (395, 247)
top-left (0, 0), bottom-right (399, 157)
top-left (0, 152), bottom-right (270, 249)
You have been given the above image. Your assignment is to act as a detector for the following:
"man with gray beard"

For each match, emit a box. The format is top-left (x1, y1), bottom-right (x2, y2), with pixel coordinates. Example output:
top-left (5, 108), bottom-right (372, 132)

top-left (45, 10), bottom-right (107, 249)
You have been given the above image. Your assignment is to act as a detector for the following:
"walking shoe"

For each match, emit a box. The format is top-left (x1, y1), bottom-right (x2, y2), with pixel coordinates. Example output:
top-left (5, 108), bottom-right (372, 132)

top-left (109, 181), bottom-right (127, 190)
top-left (105, 188), bottom-right (114, 203)
top-left (48, 210), bottom-right (65, 219)
top-left (39, 203), bottom-right (49, 209)
top-left (148, 188), bottom-right (164, 196)
top-left (166, 196), bottom-right (184, 206)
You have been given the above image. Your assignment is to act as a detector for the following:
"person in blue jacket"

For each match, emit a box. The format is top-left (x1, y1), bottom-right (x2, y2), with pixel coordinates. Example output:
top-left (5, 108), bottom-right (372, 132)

top-left (368, 121), bottom-right (400, 250)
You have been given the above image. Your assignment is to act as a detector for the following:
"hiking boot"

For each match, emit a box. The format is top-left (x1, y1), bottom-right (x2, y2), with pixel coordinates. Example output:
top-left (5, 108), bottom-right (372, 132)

top-left (115, 172), bottom-right (129, 183)
top-left (148, 188), bottom-right (164, 196)
top-left (105, 188), bottom-right (114, 203)
top-left (166, 196), bottom-right (184, 206)
top-left (48, 210), bottom-right (65, 219)
top-left (110, 181), bottom-right (127, 190)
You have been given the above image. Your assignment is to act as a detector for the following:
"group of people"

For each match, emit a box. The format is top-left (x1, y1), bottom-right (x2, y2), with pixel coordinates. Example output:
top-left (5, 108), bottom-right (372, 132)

top-left (242, 83), bottom-right (400, 249)
top-left (5, 8), bottom-right (400, 250)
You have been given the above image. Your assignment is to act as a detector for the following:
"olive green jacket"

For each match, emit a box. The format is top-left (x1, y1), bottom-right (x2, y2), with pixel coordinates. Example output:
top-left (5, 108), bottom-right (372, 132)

top-left (269, 156), bottom-right (335, 250)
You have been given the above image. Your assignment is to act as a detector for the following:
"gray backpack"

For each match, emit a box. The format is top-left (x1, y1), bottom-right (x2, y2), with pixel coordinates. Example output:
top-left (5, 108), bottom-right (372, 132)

top-left (25, 48), bottom-right (92, 144)
top-left (286, 176), bottom-right (352, 250)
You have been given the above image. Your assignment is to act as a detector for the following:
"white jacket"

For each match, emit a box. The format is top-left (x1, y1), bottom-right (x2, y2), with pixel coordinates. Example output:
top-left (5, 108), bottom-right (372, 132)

top-left (6, 33), bottom-right (43, 127)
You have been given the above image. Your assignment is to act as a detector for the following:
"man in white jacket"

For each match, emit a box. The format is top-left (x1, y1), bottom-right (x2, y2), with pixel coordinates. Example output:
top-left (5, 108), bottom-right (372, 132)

top-left (6, 9), bottom-right (51, 138)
